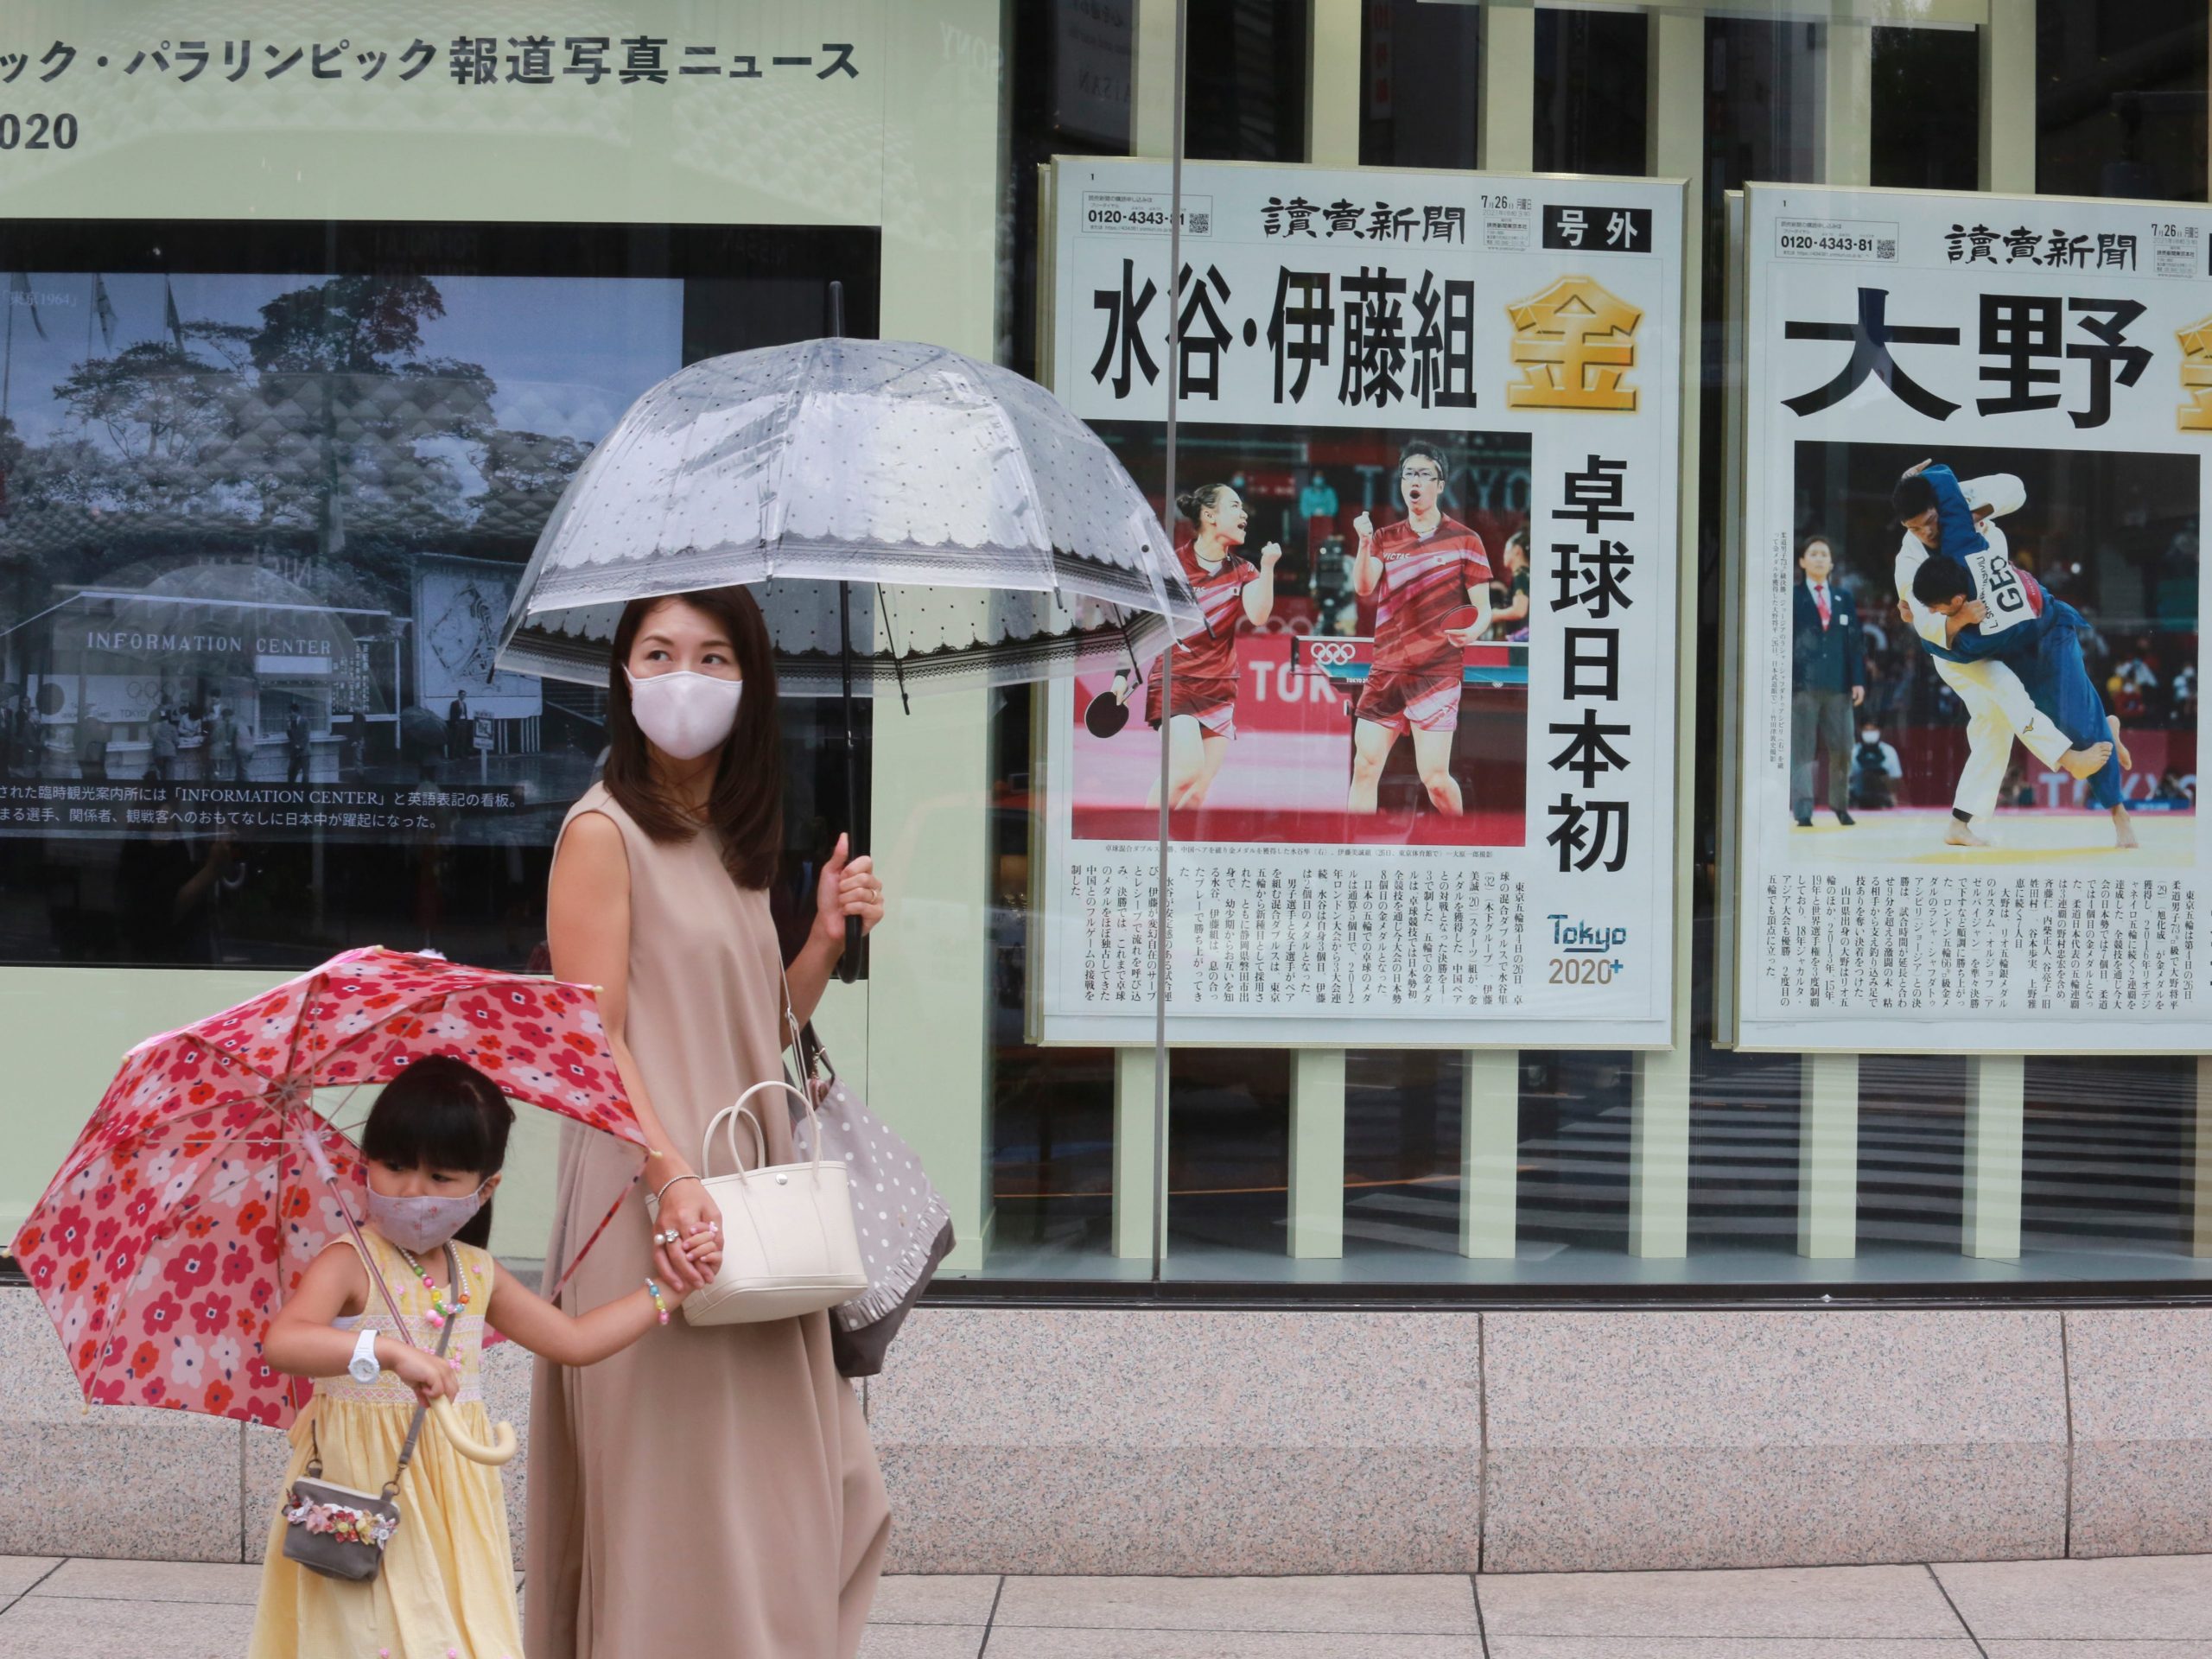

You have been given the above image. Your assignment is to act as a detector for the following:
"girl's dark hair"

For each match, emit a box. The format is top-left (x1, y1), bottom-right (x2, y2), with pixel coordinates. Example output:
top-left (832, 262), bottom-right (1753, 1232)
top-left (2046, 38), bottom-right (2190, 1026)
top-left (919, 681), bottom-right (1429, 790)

top-left (361, 1056), bottom-right (515, 1250)
top-left (603, 588), bottom-right (784, 891)
top-left (1175, 481), bottom-right (1233, 523)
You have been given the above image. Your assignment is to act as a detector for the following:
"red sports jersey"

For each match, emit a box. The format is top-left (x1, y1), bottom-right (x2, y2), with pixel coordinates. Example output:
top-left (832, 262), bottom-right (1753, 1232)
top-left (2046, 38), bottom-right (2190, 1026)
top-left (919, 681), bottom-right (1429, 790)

top-left (1367, 514), bottom-right (1490, 675)
top-left (1164, 536), bottom-right (1258, 686)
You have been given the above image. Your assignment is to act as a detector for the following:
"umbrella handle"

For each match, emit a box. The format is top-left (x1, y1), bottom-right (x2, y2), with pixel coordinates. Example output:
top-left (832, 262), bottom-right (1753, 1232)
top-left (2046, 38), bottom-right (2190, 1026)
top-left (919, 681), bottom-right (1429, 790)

top-left (427, 1395), bottom-right (518, 1465)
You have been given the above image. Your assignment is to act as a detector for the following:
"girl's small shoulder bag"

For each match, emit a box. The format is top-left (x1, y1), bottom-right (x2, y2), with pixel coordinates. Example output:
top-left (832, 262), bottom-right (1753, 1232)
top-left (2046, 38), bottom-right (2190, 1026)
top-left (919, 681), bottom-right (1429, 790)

top-left (278, 1243), bottom-right (459, 1582)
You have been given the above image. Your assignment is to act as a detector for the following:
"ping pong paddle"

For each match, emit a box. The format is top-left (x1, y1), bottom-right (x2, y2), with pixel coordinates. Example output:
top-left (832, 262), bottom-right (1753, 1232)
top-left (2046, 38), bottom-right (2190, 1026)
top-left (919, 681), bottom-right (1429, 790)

top-left (1442, 604), bottom-right (1482, 639)
top-left (1085, 689), bottom-right (1131, 738)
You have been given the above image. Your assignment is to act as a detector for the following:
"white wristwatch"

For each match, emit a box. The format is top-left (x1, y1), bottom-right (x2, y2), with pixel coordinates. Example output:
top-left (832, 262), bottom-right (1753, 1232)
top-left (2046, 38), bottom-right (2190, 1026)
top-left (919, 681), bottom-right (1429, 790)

top-left (346, 1326), bottom-right (380, 1385)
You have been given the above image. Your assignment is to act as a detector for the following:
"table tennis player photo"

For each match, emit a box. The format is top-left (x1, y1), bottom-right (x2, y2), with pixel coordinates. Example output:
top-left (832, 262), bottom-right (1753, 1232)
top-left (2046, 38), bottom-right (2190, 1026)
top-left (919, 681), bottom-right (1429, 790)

top-left (1072, 423), bottom-right (1533, 849)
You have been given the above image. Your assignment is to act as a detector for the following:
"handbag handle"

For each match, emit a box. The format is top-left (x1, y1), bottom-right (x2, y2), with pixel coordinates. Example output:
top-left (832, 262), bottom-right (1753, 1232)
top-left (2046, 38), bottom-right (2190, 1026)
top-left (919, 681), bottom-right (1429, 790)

top-left (698, 1078), bottom-right (825, 1179)
top-left (703, 1103), bottom-right (769, 1177)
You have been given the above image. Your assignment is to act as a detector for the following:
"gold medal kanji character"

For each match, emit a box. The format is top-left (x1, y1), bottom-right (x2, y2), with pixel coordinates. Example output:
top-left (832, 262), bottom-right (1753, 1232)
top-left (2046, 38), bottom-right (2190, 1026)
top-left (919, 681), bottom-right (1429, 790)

top-left (2178, 314), bottom-right (2212, 432)
top-left (1505, 276), bottom-right (1643, 411)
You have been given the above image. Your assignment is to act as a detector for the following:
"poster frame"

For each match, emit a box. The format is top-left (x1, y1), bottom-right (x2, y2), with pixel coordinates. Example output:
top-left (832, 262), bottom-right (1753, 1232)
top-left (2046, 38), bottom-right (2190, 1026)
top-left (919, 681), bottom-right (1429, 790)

top-left (1714, 188), bottom-right (1751, 1048)
top-left (1722, 178), bottom-right (2212, 1057)
top-left (1029, 153), bottom-right (1696, 1051)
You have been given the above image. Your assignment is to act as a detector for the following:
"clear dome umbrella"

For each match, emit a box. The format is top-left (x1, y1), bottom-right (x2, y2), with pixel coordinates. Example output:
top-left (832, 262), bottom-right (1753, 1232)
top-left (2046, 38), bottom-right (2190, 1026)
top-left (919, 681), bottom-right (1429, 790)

top-left (496, 303), bottom-right (1198, 974)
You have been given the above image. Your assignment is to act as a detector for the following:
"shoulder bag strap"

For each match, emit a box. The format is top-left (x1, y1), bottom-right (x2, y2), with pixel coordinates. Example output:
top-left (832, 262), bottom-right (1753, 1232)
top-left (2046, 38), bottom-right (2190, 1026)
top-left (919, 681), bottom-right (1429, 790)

top-left (384, 1243), bottom-right (462, 1496)
top-left (774, 957), bottom-right (838, 1089)
top-left (307, 1234), bottom-right (456, 1483)
top-left (774, 958), bottom-right (822, 1090)
top-left (774, 957), bottom-right (804, 1066)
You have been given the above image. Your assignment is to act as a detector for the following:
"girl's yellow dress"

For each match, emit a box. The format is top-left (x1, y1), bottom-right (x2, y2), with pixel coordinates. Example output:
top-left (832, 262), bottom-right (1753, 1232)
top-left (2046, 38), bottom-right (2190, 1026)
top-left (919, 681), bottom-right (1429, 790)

top-left (249, 1229), bottom-right (523, 1659)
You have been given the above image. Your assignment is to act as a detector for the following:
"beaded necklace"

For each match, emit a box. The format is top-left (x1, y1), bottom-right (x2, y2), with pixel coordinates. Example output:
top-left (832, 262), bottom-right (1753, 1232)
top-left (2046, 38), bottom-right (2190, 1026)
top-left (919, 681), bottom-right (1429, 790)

top-left (394, 1242), bottom-right (469, 1329)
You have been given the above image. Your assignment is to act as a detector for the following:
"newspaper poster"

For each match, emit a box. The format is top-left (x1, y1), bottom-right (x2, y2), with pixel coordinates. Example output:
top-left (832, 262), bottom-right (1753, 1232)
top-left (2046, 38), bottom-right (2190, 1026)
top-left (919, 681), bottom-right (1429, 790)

top-left (1729, 184), bottom-right (2210, 1052)
top-left (1035, 158), bottom-right (1685, 1047)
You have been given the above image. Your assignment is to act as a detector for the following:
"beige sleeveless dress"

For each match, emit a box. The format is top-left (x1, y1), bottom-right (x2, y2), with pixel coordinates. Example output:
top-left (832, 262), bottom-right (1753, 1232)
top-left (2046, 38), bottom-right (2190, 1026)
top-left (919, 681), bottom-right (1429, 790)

top-left (524, 784), bottom-right (888, 1658)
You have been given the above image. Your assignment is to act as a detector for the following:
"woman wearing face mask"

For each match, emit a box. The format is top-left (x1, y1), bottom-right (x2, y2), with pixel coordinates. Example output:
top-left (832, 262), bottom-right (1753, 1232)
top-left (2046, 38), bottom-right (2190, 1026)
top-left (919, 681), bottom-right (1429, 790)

top-left (526, 588), bottom-right (890, 1659)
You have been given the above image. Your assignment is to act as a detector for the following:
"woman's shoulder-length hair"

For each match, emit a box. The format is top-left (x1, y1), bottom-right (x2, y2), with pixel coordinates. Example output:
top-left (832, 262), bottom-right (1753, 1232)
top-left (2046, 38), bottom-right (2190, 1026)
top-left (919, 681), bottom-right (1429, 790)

top-left (600, 586), bottom-right (783, 891)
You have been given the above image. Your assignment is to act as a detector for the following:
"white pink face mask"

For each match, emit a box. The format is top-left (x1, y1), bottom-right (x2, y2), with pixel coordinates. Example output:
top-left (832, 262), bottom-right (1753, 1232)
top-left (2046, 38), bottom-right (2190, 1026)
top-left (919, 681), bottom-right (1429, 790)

top-left (624, 669), bottom-right (744, 760)
top-left (365, 1180), bottom-right (490, 1254)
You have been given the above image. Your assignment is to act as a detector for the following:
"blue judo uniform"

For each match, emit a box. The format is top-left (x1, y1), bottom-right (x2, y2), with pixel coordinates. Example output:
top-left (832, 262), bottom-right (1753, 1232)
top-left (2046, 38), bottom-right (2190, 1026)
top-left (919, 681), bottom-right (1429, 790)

top-left (1917, 466), bottom-right (2122, 810)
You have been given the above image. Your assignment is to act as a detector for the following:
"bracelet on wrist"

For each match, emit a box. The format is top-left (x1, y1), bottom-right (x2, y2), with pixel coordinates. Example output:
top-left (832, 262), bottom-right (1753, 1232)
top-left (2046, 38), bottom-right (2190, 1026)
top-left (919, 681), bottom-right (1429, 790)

top-left (644, 1277), bottom-right (670, 1325)
top-left (652, 1171), bottom-right (703, 1206)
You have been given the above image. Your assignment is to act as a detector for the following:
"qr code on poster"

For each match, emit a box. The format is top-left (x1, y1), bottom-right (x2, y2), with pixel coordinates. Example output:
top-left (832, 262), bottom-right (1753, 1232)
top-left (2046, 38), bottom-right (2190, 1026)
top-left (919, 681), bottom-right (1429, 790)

top-left (1186, 212), bottom-right (1211, 234)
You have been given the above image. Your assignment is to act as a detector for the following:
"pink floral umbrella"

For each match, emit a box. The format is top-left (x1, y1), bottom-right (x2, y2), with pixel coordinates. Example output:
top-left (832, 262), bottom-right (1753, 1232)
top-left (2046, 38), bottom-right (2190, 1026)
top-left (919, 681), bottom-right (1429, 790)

top-left (10, 946), bottom-right (643, 1427)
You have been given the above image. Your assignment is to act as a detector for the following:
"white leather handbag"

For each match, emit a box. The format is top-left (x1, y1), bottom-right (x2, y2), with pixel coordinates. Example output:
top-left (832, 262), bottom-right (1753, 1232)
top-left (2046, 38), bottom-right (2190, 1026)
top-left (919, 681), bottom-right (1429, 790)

top-left (647, 1079), bottom-right (868, 1325)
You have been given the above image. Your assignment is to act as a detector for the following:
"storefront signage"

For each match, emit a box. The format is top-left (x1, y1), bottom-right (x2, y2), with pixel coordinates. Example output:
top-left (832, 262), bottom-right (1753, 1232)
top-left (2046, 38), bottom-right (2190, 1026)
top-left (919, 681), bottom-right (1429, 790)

top-left (0, 3), bottom-right (890, 226)
top-left (1034, 158), bottom-right (1686, 1047)
top-left (1727, 184), bottom-right (2211, 1052)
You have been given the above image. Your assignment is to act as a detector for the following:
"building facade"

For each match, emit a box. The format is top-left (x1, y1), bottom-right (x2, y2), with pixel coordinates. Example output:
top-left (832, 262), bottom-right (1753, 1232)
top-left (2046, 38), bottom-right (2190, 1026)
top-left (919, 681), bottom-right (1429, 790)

top-left (3, 0), bottom-right (2210, 1572)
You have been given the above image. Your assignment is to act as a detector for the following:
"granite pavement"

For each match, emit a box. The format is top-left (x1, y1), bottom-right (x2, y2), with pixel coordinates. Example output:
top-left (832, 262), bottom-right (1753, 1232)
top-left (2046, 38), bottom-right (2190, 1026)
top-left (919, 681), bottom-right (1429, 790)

top-left (7, 1551), bottom-right (2212, 1656)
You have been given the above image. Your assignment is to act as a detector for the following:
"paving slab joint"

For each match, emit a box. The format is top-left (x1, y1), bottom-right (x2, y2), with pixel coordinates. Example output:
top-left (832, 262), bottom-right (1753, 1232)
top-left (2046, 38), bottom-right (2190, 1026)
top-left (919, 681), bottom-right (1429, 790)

top-left (2059, 1309), bottom-right (2076, 1560)
top-left (1925, 1560), bottom-right (1989, 1657)
top-left (0, 1556), bottom-right (67, 1618)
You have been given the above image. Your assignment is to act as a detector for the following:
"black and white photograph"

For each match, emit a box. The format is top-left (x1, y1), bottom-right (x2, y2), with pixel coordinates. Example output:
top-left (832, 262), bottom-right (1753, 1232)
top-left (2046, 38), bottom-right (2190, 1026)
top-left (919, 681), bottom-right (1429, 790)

top-left (0, 267), bottom-right (681, 830)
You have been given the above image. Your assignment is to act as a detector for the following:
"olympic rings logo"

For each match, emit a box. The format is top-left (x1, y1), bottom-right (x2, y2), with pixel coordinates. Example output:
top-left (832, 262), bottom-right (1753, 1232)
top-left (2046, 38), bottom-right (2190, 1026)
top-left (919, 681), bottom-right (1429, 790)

top-left (1307, 642), bottom-right (1358, 666)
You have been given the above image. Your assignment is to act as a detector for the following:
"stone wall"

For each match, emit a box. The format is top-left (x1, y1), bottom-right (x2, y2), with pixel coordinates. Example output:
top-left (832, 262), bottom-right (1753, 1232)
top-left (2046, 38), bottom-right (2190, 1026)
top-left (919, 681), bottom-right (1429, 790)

top-left (5, 1291), bottom-right (2202, 1573)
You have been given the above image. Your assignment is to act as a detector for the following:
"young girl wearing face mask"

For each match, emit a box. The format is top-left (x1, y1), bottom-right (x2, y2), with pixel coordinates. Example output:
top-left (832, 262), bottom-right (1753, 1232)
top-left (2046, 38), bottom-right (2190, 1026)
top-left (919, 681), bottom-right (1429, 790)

top-left (250, 1055), bottom-right (704, 1659)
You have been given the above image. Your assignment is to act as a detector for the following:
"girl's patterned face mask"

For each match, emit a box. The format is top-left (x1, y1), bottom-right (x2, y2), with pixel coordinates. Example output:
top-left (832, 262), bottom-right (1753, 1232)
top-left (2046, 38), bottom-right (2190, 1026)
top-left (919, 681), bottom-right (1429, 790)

top-left (365, 1180), bottom-right (488, 1254)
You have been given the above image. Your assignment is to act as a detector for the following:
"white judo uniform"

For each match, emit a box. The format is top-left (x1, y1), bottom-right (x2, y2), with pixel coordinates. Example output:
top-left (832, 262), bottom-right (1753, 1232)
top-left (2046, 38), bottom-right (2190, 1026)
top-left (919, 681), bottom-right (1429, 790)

top-left (1892, 473), bottom-right (2073, 822)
